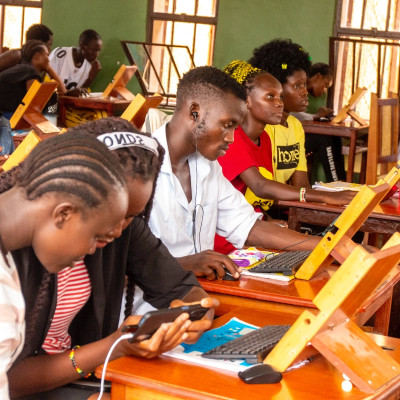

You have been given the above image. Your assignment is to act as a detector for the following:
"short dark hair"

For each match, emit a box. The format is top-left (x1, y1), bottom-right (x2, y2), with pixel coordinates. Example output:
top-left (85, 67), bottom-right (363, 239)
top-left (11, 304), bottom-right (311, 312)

top-left (309, 62), bottom-right (333, 79)
top-left (79, 29), bottom-right (102, 46)
top-left (176, 66), bottom-right (247, 111)
top-left (26, 24), bottom-right (53, 43)
top-left (21, 39), bottom-right (47, 62)
top-left (249, 38), bottom-right (312, 84)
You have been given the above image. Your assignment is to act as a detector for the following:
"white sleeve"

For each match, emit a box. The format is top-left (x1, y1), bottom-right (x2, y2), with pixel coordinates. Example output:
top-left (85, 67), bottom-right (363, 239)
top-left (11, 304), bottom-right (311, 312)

top-left (214, 163), bottom-right (262, 249)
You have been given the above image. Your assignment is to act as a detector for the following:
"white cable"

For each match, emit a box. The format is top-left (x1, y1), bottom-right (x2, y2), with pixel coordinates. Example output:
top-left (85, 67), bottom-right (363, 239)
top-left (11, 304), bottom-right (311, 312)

top-left (96, 333), bottom-right (134, 400)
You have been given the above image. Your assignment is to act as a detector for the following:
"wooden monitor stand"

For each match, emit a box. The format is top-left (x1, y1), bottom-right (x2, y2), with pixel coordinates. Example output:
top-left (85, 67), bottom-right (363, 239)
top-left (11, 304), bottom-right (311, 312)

top-left (121, 92), bottom-right (163, 129)
top-left (102, 65), bottom-right (138, 100)
top-left (266, 232), bottom-right (400, 393)
top-left (331, 87), bottom-right (368, 125)
top-left (295, 167), bottom-right (400, 280)
top-left (10, 80), bottom-right (60, 135)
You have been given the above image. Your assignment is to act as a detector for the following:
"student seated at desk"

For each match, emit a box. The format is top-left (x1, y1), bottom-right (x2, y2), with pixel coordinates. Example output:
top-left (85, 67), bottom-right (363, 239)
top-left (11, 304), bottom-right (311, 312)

top-left (0, 40), bottom-right (56, 119)
top-left (292, 62), bottom-right (346, 182)
top-left (49, 29), bottom-right (102, 97)
top-left (0, 24), bottom-right (67, 97)
top-left (249, 39), bottom-right (354, 190)
top-left (0, 132), bottom-right (129, 400)
top-left (5, 117), bottom-right (217, 400)
top-left (214, 61), bottom-right (353, 254)
top-left (148, 66), bottom-right (321, 281)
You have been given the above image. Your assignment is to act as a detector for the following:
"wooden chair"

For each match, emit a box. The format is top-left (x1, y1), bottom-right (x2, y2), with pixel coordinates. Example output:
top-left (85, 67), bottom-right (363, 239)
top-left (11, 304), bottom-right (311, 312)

top-left (365, 92), bottom-right (399, 185)
top-left (121, 93), bottom-right (163, 130)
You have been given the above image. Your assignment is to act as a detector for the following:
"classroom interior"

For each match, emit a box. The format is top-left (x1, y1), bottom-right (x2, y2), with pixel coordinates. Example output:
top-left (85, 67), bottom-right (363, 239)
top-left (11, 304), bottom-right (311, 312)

top-left (1, 0), bottom-right (400, 399)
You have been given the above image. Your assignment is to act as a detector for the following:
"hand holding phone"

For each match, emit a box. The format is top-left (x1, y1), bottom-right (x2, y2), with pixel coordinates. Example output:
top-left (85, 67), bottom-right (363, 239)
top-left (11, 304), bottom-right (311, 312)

top-left (121, 304), bottom-right (209, 343)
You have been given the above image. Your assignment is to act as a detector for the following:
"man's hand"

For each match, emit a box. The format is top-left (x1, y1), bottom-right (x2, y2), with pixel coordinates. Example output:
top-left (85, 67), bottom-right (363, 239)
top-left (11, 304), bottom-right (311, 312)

top-left (177, 250), bottom-right (241, 280)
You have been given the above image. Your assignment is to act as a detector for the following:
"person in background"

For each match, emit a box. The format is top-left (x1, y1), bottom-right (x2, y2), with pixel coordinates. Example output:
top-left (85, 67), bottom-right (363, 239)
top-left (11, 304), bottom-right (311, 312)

top-left (249, 39), bottom-right (352, 187)
top-left (214, 60), bottom-right (353, 254)
top-left (292, 62), bottom-right (346, 182)
top-left (0, 40), bottom-right (53, 118)
top-left (148, 66), bottom-right (321, 281)
top-left (0, 24), bottom-right (67, 96)
top-left (49, 29), bottom-right (102, 97)
top-left (0, 132), bottom-right (129, 400)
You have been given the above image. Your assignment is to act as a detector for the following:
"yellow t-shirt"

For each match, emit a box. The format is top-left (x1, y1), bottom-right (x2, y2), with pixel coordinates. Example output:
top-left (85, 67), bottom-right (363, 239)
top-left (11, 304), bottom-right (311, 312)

top-left (265, 115), bottom-right (307, 183)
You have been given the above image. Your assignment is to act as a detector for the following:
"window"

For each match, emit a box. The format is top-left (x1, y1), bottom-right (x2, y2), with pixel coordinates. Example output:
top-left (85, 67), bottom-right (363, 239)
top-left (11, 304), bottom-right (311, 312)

top-left (331, 0), bottom-right (400, 120)
top-left (147, 0), bottom-right (218, 67)
top-left (0, 0), bottom-right (42, 53)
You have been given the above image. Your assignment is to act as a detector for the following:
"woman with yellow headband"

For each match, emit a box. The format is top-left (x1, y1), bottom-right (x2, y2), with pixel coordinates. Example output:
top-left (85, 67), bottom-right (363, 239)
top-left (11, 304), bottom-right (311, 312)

top-left (215, 60), bottom-right (354, 254)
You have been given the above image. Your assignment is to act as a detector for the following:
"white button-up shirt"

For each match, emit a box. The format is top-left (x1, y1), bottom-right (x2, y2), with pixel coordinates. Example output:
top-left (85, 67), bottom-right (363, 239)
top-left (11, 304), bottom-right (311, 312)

top-left (149, 124), bottom-right (261, 257)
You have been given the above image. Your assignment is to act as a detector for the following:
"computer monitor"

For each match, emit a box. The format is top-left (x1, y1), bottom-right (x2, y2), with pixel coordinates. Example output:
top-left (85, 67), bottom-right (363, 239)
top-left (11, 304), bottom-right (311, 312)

top-left (10, 80), bottom-right (60, 134)
top-left (102, 64), bottom-right (138, 100)
top-left (295, 166), bottom-right (400, 280)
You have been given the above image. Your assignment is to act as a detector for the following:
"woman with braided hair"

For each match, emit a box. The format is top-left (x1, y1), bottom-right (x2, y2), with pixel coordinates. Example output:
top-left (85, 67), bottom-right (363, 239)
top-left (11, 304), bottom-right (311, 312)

top-left (0, 131), bottom-right (129, 400)
top-left (249, 39), bottom-right (354, 205)
top-left (7, 117), bottom-right (217, 400)
top-left (216, 60), bottom-right (355, 253)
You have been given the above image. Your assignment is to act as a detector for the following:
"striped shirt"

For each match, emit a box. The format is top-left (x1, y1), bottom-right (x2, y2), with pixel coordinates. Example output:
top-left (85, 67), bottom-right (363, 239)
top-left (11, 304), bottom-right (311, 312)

top-left (0, 251), bottom-right (25, 400)
top-left (42, 261), bottom-right (91, 354)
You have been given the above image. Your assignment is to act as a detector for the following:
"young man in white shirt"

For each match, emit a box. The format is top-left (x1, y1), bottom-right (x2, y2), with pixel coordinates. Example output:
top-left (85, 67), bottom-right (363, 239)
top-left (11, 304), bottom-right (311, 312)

top-left (149, 66), bottom-right (320, 280)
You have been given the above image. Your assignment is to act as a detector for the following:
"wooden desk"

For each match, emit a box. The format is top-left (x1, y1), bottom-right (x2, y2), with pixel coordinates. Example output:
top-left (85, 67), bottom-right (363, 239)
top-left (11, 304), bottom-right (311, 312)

top-left (278, 197), bottom-right (400, 236)
top-left (97, 308), bottom-right (400, 400)
top-left (302, 120), bottom-right (368, 182)
top-left (57, 96), bottom-right (132, 127)
top-left (199, 263), bottom-right (400, 336)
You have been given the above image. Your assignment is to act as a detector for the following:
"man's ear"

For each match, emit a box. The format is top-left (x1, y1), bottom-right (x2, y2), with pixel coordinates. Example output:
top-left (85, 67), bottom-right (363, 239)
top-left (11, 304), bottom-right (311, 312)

top-left (189, 103), bottom-right (200, 122)
top-left (53, 203), bottom-right (77, 229)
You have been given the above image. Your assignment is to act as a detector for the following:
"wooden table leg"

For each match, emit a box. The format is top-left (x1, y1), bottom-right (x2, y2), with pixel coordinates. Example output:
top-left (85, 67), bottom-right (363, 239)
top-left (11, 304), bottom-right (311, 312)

top-left (346, 130), bottom-right (357, 182)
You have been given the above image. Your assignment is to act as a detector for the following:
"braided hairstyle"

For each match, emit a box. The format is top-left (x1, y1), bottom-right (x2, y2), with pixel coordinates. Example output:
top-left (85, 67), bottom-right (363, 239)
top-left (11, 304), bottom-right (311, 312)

top-left (1, 132), bottom-right (127, 358)
top-left (67, 117), bottom-right (164, 223)
top-left (21, 39), bottom-right (47, 62)
top-left (68, 117), bottom-right (164, 319)
top-left (176, 66), bottom-right (247, 111)
top-left (223, 59), bottom-right (277, 94)
top-left (249, 38), bottom-right (312, 84)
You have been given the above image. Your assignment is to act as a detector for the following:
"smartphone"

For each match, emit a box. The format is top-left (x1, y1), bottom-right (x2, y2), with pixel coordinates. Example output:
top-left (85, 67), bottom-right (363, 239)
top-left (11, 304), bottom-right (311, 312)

top-left (121, 304), bottom-right (209, 342)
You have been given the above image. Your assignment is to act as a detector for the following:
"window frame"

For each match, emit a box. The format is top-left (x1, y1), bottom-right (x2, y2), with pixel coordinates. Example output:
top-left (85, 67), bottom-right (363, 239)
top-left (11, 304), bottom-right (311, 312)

top-left (0, 0), bottom-right (43, 53)
top-left (146, 0), bottom-right (218, 65)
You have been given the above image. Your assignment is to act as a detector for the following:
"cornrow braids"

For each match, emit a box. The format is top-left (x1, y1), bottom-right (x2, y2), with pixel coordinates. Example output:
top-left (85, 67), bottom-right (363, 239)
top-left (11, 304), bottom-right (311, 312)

top-left (176, 66), bottom-right (247, 111)
top-left (21, 39), bottom-right (46, 62)
top-left (67, 117), bottom-right (164, 222)
top-left (249, 38), bottom-right (311, 84)
top-left (17, 132), bottom-right (126, 209)
top-left (0, 165), bottom-right (22, 194)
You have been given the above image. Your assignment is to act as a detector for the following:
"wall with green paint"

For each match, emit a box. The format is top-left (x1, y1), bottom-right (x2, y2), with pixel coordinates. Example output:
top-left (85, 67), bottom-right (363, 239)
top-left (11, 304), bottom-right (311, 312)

top-left (42, 0), bottom-right (336, 91)
top-left (214, 0), bottom-right (336, 69)
top-left (42, 0), bottom-right (147, 91)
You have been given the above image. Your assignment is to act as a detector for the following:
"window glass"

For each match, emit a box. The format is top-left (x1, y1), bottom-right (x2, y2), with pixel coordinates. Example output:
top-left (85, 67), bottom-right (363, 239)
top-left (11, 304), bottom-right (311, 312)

top-left (4, 6), bottom-right (23, 49)
top-left (197, 0), bottom-right (217, 17)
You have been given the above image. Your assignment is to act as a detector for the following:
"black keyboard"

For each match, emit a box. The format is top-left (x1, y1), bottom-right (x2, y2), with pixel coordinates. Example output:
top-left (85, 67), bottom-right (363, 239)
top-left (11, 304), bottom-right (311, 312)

top-left (248, 250), bottom-right (311, 276)
top-left (201, 325), bottom-right (291, 364)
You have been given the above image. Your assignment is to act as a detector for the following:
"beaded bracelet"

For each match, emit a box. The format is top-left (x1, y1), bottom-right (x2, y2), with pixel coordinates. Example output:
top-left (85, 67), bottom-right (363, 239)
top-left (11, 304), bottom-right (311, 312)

top-left (69, 345), bottom-right (92, 378)
top-left (299, 187), bottom-right (307, 202)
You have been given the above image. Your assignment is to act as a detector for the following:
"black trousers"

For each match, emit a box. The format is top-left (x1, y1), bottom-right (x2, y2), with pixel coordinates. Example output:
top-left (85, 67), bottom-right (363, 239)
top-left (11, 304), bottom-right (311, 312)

top-left (305, 133), bottom-right (346, 182)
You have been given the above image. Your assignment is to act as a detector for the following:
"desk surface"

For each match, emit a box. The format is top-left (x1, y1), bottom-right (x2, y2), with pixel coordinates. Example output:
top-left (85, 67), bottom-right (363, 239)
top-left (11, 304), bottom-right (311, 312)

top-left (97, 308), bottom-right (400, 400)
top-left (58, 95), bottom-right (131, 106)
top-left (301, 120), bottom-right (369, 136)
top-left (278, 197), bottom-right (400, 236)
